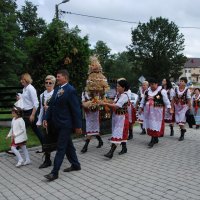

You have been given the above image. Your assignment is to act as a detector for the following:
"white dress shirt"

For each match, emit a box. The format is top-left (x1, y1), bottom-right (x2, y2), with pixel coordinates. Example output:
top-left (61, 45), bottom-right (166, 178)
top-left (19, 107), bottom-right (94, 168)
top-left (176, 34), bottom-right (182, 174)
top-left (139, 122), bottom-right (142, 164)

top-left (20, 84), bottom-right (39, 111)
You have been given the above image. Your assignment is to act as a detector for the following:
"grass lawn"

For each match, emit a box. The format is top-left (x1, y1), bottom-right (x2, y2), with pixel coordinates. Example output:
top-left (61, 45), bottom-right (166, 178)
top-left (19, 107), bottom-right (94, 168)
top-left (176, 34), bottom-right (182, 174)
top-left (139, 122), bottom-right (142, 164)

top-left (0, 127), bottom-right (40, 152)
top-left (0, 113), bottom-right (11, 120)
top-left (0, 120), bottom-right (138, 152)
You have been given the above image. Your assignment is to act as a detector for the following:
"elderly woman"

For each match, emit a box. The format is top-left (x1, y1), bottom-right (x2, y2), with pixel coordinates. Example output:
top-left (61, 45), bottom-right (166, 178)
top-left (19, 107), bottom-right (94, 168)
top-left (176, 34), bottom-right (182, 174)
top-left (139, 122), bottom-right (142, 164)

top-left (36, 75), bottom-right (56, 169)
top-left (17, 73), bottom-right (44, 149)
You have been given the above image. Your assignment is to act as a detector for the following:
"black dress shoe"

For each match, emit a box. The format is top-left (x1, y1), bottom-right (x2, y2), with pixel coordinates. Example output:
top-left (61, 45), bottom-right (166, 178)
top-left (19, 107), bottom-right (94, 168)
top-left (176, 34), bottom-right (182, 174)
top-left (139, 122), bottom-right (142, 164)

top-left (44, 173), bottom-right (58, 181)
top-left (63, 166), bottom-right (81, 172)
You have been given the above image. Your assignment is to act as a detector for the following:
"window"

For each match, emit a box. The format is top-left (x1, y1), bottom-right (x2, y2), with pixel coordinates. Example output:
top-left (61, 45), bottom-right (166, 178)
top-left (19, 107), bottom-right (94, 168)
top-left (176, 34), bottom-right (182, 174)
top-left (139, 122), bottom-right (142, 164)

top-left (185, 70), bottom-right (187, 73)
top-left (189, 70), bottom-right (191, 73)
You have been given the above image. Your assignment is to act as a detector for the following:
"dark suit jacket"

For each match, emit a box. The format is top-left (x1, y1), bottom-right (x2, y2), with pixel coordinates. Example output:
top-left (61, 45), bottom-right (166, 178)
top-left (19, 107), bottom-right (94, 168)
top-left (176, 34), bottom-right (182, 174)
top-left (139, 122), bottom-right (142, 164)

top-left (45, 83), bottom-right (82, 129)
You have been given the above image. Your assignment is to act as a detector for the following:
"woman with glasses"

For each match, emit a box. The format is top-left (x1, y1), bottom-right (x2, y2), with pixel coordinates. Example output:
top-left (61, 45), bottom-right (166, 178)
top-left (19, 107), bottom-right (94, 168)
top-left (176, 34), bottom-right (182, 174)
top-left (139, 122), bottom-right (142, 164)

top-left (36, 75), bottom-right (56, 169)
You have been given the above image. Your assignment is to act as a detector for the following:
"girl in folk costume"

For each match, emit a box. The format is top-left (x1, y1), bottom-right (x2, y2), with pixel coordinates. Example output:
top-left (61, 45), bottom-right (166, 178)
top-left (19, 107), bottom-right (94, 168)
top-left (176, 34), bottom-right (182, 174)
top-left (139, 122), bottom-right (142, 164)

top-left (191, 88), bottom-right (200, 128)
top-left (6, 107), bottom-right (31, 167)
top-left (136, 81), bottom-right (149, 135)
top-left (81, 56), bottom-right (109, 153)
top-left (139, 78), bottom-right (171, 148)
top-left (100, 79), bottom-right (129, 158)
top-left (174, 77), bottom-right (191, 141)
top-left (162, 78), bottom-right (175, 136)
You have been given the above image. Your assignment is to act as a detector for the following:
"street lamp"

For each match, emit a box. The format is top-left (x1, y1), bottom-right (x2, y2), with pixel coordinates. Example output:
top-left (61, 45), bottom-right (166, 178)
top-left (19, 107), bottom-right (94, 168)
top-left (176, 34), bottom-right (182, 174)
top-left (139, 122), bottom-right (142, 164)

top-left (55, 0), bottom-right (70, 19)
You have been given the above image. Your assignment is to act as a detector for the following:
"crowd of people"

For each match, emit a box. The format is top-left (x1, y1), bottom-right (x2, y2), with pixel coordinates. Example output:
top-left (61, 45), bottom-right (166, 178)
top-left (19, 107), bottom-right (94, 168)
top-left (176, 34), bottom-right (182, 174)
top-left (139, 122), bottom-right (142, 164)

top-left (5, 70), bottom-right (200, 182)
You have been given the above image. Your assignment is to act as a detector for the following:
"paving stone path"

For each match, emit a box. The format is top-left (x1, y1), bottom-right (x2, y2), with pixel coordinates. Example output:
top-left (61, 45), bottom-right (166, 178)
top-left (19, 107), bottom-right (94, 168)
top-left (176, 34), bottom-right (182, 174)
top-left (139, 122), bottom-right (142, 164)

top-left (0, 125), bottom-right (200, 200)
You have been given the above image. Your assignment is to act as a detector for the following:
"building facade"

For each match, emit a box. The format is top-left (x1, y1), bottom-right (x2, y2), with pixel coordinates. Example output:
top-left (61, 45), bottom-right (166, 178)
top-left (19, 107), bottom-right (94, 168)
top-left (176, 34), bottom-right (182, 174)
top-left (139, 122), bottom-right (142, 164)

top-left (181, 58), bottom-right (200, 84)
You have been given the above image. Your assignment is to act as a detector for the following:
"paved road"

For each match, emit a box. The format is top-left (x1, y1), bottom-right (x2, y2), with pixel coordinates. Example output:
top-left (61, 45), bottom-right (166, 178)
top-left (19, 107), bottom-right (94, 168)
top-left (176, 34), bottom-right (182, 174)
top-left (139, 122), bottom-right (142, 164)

top-left (0, 125), bottom-right (200, 200)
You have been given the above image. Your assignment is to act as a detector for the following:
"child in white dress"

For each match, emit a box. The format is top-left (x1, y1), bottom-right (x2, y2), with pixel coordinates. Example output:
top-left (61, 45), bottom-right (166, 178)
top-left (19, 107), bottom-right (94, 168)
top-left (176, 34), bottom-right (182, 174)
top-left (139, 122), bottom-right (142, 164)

top-left (6, 107), bottom-right (31, 167)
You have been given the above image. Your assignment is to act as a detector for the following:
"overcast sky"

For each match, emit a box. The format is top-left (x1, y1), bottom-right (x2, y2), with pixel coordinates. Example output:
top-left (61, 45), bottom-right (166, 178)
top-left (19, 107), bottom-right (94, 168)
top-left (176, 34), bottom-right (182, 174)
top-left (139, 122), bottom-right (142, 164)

top-left (17, 0), bottom-right (200, 57)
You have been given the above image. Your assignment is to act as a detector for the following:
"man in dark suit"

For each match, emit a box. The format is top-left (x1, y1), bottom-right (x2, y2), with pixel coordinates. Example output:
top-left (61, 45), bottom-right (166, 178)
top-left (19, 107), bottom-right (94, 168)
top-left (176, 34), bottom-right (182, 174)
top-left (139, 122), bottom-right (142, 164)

top-left (43, 69), bottom-right (82, 181)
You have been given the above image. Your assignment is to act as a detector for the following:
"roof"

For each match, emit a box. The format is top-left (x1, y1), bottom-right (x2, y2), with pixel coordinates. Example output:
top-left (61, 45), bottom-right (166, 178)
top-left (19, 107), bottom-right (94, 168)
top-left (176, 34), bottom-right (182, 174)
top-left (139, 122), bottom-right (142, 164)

top-left (184, 58), bottom-right (200, 68)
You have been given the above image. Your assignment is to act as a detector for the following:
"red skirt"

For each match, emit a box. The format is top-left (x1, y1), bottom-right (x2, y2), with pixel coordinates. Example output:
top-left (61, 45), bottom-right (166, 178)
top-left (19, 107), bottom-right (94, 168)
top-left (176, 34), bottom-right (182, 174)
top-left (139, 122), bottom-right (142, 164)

top-left (11, 139), bottom-right (26, 147)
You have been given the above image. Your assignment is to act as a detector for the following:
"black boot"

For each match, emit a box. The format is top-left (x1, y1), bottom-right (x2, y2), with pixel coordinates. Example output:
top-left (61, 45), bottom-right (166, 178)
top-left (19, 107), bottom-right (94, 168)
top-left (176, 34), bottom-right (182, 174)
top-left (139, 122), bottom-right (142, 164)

top-left (119, 142), bottom-right (127, 155)
top-left (148, 137), bottom-right (155, 148)
top-left (170, 124), bottom-right (174, 136)
top-left (128, 129), bottom-right (133, 140)
top-left (104, 144), bottom-right (117, 159)
top-left (39, 153), bottom-right (52, 169)
top-left (154, 137), bottom-right (159, 144)
top-left (81, 139), bottom-right (90, 153)
top-left (96, 135), bottom-right (103, 148)
top-left (140, 124), bottom-right (146, 135)
top-left (179, 129), bottom-right (186, 141)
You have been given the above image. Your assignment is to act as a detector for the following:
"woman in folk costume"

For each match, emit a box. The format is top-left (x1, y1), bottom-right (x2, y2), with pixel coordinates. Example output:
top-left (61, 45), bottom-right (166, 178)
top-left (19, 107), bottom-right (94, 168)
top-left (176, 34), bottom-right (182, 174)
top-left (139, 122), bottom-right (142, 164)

top-left (118, 78), bottom-right (136, 140)
top-left (191, 88), bottom-right (200, 129)
top-left (81, 56), bottom-right (109, 153)
top-left (174, 77), bottom-right (191, 141)
top-left (162, 78), bottom-right (175, 136)
top-left (139, 78), bottom-right (171, 148)
top-left (136, 81), bottom-right (149, 135)
top-left (127, 88), bottom-right (136, 140)
top-left (81, 91), bottom-right (103, 153)
top-left (100, 79), bottom-right (129, 158)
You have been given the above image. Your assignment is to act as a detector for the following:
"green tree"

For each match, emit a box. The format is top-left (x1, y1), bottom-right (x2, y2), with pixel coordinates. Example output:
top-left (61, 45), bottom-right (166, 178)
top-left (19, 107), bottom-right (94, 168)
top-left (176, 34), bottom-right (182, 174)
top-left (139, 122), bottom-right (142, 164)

top-left (30, 20), bottom-right (90, 94)
top-left (17, 0), bottom-right (47, 71)
top-left (128, 17), bottom-right (186, 81)
top-left (92, 41), bottom-right (111, 65)
top-left (0, 0), bottom-right (25, 86)
top-left (108, 52), bottom-right (138, 91)
top-left (17, 1), bottom-right (46, 38)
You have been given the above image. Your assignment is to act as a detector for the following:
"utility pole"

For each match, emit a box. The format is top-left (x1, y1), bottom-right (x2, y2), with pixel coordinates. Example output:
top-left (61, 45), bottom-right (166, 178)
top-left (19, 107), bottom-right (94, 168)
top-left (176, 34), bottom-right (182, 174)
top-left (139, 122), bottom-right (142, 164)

top-left (55, 0), bottom-right (70, 19)
top-left (55, 4), bottom-right (59, 19)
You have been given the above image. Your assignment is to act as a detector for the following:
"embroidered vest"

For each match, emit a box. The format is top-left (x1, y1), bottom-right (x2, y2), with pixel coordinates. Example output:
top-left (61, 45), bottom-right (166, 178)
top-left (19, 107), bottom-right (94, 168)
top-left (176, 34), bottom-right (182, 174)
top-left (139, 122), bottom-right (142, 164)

top-left (174, 88), bottom-right (188, 105)
top-left (114, 94), bottom-right (128, 115)
top-left (193, 98), bottom-right (200, 108)
top-left (145, 89), bottom-right (164, 107)
top-left (42, 93), bottom-right (52, 107)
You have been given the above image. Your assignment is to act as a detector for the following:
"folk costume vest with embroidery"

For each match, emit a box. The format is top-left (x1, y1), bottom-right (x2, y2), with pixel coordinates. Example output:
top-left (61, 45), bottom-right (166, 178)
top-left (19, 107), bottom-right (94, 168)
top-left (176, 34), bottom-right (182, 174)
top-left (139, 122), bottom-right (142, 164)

top-left (114, 94), bottom-right (128, 115)
top-left (145, 89), bottom-right (164, 107)
top-left (193, 96), bottom-right (200, 108)
top-left (174, 88), bottom-right (188, 105)
top-left (42, 94), bottom-right (52, 107)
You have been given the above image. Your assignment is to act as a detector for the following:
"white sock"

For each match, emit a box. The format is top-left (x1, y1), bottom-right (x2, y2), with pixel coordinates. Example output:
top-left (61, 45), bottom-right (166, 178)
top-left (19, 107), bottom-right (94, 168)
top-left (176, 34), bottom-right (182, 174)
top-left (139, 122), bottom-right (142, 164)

top-left (21, 145), bottom-right (30, 162)
top-left (11, 146), bottom-right (23, 162)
